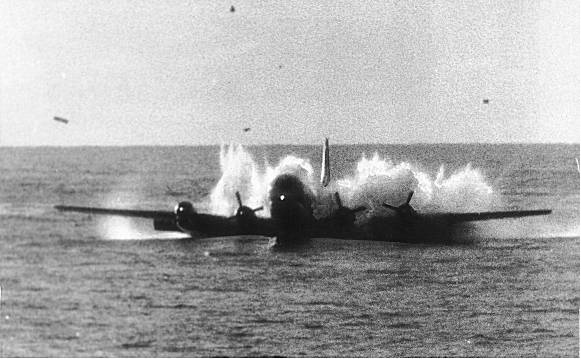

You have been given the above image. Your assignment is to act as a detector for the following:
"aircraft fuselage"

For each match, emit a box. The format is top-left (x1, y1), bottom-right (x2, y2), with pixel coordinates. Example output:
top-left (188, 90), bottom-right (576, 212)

top-left (268, 174), bottom-right (316, 245)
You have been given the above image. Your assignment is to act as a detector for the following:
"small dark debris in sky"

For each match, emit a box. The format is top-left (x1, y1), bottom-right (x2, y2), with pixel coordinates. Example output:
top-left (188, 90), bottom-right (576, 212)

top-left (483, 99), bottom-right (489, 104)
top-left (278, 65), bottom-right (283, 69)
top-left (243, 127), bottom-right (251, 132)
top-left (53, 116), bottom-right (69, 124)
top-left (230, 5), bottom-right (235, 12)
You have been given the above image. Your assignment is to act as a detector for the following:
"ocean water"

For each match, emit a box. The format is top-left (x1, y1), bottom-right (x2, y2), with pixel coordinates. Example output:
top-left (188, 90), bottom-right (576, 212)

top-left (0, 144), bottom-right (578, 357)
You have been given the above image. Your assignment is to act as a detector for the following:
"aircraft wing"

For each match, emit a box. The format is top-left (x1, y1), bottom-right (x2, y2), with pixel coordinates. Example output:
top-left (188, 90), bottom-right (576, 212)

top-left (54, 205), bottom-right (174, 219)
top-left (423, 209), bottom-right (552, 223)
top-left (54, 205), bottom-right (277, 237)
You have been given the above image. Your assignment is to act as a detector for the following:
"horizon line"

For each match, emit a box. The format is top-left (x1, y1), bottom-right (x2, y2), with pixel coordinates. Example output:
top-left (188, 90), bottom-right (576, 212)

top-left (0, 141), bottom-right (579, 148)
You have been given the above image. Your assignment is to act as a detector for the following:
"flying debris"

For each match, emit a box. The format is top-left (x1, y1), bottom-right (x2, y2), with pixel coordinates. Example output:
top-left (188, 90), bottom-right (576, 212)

top-left (55, 137), bottom-right (552, 245)
top-left (53, 116), bottom-right (69, 124)
top-left (243, 127), bottom-right (251, 132)
top-left (483, 99), bottom-right (490, 104)
top-left (230, 5), bottom-right (235, 12)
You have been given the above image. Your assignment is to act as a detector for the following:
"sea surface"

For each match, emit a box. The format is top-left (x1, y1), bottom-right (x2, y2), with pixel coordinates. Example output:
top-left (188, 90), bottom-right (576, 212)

top-left (0, 144), bottom-right (579, 357)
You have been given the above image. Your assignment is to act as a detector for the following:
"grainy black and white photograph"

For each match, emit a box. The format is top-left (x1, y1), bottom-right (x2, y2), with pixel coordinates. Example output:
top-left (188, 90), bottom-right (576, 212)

top-left (0, 0), bottom-right (579, 357)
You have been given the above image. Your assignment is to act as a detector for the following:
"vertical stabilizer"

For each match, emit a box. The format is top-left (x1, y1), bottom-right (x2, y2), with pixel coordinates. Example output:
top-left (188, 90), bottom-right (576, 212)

top-left (320, 137), bottom-right (330, 187)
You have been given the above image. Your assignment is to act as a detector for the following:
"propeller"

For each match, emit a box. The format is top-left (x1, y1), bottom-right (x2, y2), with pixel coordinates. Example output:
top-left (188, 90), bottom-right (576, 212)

top-left (383, 191), bottom-right (417, 217)
top-left (332, 192), bottom-right (366, 224)
top-left (231, 191), bottom-right (264, 233)
top-left (232, 191), bottom-right (263, 219)
top-left (334, 192), bottom-right (366, 213)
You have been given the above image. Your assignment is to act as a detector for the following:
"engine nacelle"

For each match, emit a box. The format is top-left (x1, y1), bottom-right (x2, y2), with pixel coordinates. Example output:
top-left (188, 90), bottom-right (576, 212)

top-left (234, 205), bottom-right (259, 233)
top-left (232, 191), bottom-right (264, 234)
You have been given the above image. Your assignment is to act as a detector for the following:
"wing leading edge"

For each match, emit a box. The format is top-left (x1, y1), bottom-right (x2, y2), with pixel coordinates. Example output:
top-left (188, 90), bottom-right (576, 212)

top-left (54, 205), bottom-right (174, 219)
top-left (428, 209), bottom-right (552, 223)
top-left (54, 205), bottom-right (552, 240)
top-left (54, 204), bottom-right (277, 237)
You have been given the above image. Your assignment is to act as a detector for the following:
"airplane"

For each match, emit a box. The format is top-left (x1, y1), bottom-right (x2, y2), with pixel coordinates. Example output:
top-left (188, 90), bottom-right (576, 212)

top-left (54, 138), bottom-right (552, 245)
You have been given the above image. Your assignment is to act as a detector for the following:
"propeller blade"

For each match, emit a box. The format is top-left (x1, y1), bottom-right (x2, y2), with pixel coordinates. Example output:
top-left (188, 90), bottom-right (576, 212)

top-left (334, 192), bottom-right (343, 208)
top-left (235, 191), bottom-right (243, 207)
top-left (252, 206), bottom-right (264, 212)
top-left (406, 191), bottom-right (414, 204)
top-left (351, 206), bottom-right (366, 213)
top-left (383, 203), bottom-right (399, 211)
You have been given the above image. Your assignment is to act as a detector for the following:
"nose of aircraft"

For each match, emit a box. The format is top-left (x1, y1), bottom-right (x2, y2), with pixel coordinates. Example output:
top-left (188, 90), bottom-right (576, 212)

top-left (270, 191), bottom-right (310, 228)
top-left (268, 173), bottom-right (314, 235)
top-left (175, 201), bottom-right (196, 231)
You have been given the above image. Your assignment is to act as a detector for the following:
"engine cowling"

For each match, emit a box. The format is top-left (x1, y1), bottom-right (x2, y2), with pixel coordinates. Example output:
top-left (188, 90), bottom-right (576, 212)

top-left (232, 191), bottom-right (263, 234)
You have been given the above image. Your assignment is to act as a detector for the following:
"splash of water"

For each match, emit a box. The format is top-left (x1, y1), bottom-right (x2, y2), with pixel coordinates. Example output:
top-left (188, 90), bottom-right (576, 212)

top-left (330, 153), bottom-right (496, 218)
top-left (207, 145), bottom-right (497, 219)
top-left (98, 184), bottom-right (188, 240)
top-left (208, 144), bottom-right (317, 217)
top-left (97, 145), bottom-right (572, 240)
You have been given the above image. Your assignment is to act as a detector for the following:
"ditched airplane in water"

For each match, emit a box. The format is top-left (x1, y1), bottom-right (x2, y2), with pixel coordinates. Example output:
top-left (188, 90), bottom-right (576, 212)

top-left (55, 139), bottom-right (552, 245)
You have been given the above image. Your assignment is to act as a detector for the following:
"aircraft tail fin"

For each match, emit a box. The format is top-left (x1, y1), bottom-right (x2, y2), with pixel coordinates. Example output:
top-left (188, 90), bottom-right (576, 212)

top-left (320, 137), bottom-right (330, 187)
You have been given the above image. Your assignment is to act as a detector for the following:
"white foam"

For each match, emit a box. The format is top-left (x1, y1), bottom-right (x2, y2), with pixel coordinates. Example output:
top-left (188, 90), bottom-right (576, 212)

top-left (97, 182), bottom-right (188, 240)
top-left (207, 145), bottom-right (497, 219)
top-left (99, 215), bottom-right (187, 240)
top-left (208, 144), bottom-right (317, 217)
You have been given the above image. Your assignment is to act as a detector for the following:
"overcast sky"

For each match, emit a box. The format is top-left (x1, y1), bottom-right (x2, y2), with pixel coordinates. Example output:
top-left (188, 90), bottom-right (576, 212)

top-left (0, 0), bottom-right (578, 146)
